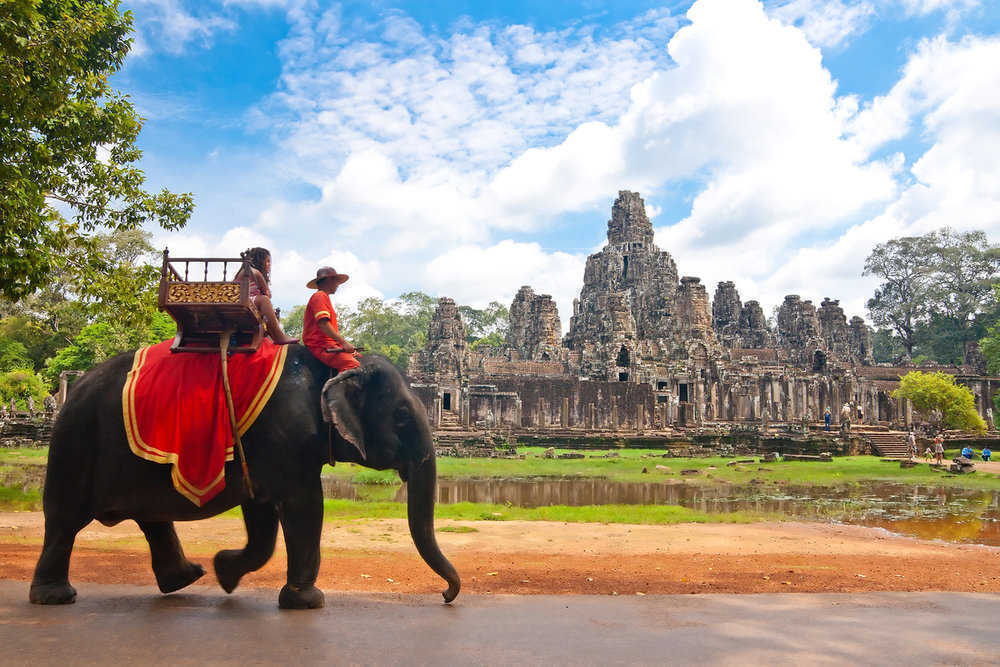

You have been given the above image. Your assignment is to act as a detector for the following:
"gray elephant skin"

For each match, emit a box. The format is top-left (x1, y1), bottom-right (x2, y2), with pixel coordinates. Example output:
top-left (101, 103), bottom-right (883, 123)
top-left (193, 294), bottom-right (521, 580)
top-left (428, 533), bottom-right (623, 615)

top-left (29, 347), bottom-right (460, 609)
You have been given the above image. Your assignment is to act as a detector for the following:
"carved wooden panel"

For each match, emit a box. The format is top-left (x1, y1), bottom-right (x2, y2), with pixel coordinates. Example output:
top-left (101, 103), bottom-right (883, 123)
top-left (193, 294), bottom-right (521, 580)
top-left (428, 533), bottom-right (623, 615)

top-left (166, 282), bottom-right (241, 304)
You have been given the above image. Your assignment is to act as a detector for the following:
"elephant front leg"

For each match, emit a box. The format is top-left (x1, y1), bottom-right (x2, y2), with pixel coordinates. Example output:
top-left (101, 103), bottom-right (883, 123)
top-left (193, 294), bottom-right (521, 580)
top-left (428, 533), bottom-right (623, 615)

top-left (277, 482), bottom-right (325, 609)
top-left (213, 501), bottom-right (279, 594)
top-left (137, 521), bottom-right (206, 594)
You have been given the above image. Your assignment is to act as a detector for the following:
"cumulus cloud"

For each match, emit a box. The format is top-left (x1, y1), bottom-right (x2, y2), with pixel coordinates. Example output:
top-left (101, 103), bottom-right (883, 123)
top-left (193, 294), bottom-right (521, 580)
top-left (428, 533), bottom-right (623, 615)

top-left (734, 32), bottom-right (1000, 317)
top-left (150, 0), bottom-right (998, 332)
top-left (152, 227), bottom-right (383, 312)
top-left (125, 0), bottom-right (236, 55)
top-left (423, 241), bottom-right (586, 327)
top-left (768, 0), bottom-right (876, 47)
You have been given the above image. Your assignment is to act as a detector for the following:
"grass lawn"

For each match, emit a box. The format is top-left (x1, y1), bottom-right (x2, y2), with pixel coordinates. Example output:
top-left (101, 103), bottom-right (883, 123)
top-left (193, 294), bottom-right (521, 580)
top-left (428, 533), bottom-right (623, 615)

top-left (326, 447), bottom-right (1000, 490)
top-left (319, 498), bottom-right (772, 525)
top-left (6, 445), bottom-right (999, 490)
top-left (0, 448), bottom-right (48, 464)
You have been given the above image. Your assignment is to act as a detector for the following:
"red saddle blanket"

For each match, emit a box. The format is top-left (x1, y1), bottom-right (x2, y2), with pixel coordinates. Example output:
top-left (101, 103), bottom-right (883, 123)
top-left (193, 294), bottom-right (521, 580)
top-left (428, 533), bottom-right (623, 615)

top-left (121, 339), bottom-right (288, 506)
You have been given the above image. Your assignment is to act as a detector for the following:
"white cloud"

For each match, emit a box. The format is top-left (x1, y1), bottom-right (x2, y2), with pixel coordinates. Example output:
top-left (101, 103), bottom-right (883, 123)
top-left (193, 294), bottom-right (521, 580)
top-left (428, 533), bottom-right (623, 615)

top-left (150, 0), bottom-right (999, 334)
top-left (125, 0), bottom-right (236, 56)
top-left (768, 0), bottom-right (876, 47)
top-left (423, 241), bottom-right (585, 331)
top-left (897, 0), bottom-right (979, 17)
top-left (152, 227), bottom-right (383, 313)
top-left (251, 5), bottom-right (678, 247)
top-left (720, 32), bottom-right (1000, 319)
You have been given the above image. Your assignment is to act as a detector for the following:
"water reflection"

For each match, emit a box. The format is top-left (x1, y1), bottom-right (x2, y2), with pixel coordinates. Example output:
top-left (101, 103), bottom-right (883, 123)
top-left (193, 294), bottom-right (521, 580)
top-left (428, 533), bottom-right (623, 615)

top-left (321, 477), bottom-right (1000, 547)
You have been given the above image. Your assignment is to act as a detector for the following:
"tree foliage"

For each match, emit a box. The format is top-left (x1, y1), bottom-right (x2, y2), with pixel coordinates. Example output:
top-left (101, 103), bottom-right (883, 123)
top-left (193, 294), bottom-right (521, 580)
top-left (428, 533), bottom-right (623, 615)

top-left (891, 371), bottom-right (986, 434)
top-left (280, 304), bottom-right (306, 338)
top-left (0, 339), bottom-right (32, 372)
top-left (0, 368), bottom-right (48, 410)
top-left (1, 0), bottom-right (192, 301)
top-left (332, 292), bottom-right (436, 371)
top-left (459, 302), bottom-right (509, 345)
top-left (42, 309), bottom-right (174, 385)
top-left (864, 229), bottom-right (1000, 360)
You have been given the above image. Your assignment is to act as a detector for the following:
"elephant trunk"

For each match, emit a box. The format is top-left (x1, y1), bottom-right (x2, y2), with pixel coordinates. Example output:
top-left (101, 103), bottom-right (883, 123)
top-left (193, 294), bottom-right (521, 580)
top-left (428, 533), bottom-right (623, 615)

top-left (406, 455), bottom-right (460, 603)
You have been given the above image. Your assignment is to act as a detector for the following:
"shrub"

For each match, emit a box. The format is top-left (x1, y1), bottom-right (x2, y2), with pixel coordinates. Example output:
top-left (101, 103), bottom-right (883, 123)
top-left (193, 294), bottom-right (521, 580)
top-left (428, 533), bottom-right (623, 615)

top-left (0, 369), bottom-right (48, 410)
top-left (891, 371), bottom-right (986, 433)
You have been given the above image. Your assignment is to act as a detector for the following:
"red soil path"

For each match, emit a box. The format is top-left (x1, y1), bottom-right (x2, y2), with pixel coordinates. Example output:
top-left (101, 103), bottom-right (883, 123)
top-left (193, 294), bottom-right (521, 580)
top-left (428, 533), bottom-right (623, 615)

top-left (2, 513), bottom-right (998, 596)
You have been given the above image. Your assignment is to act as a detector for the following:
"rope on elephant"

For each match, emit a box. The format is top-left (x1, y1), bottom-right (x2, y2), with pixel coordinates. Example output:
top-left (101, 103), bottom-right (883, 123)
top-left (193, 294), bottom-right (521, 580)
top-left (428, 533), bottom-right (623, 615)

top-left (220, 328), bottom-right (255, 498)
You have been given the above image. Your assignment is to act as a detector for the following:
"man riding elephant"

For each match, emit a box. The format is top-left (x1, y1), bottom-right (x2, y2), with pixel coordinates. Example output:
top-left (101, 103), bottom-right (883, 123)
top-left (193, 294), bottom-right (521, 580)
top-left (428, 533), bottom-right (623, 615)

top-left (303, 266), bottom-right (361, 373)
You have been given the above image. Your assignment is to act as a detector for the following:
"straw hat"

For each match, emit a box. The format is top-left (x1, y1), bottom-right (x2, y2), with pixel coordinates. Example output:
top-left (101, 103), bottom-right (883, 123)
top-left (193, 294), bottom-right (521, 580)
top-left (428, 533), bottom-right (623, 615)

top-left (306, 266), bottom-right (350, 289)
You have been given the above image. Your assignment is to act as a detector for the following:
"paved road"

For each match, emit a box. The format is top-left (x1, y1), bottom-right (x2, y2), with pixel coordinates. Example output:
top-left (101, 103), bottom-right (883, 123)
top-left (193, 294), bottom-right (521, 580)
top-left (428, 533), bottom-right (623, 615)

top-left (0, 582), bottom-right (997, 665)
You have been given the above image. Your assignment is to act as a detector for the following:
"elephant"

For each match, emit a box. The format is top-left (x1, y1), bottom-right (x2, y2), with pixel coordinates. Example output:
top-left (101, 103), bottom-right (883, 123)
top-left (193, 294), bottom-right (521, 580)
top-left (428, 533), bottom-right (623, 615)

top-left (29, 346), bottom-right (460, 609)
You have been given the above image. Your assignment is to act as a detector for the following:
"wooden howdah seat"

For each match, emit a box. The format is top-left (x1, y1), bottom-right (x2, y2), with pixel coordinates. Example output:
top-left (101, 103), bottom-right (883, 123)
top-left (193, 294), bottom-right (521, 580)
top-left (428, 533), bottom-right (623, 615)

top-left (158, 250), bottom-right (265, 353)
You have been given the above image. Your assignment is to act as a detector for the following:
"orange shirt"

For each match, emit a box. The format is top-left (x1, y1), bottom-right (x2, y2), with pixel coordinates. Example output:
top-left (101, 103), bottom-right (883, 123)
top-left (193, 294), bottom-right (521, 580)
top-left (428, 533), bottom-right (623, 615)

top-left (303, 290), bottom-right (339, 353)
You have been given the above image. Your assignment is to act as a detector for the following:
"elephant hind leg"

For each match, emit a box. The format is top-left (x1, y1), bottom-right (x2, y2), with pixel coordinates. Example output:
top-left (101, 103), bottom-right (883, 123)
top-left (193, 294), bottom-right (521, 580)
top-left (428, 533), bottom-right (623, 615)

top-left (214, 501), bottom-right (279, 594)
top-left (30, 513), bottom-right (92, 605)
top-left (137, 521), bottom-right (206, 594)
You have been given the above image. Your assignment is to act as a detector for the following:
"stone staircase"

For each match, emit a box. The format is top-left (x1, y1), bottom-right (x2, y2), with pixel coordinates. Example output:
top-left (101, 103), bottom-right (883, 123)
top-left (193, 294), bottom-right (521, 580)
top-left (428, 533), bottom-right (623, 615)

top-left (856, 427), bottom-right (910, 458)
top-left (437, 411), bottom-right (463, 431)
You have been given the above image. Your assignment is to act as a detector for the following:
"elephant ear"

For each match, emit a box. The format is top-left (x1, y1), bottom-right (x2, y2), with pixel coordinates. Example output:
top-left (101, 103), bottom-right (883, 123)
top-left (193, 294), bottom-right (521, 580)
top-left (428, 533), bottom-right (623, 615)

top-left (321, 368), bottom-right (366, 461)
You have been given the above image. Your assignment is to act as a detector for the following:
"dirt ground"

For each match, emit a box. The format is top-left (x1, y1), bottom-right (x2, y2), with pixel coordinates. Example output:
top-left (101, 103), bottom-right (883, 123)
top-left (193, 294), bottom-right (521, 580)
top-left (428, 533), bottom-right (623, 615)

top-left (2, 512), bottom-right (999, 596)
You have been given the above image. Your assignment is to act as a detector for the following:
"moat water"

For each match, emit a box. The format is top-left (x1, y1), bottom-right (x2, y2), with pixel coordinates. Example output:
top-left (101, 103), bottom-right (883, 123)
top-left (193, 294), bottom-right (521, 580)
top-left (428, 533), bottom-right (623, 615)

top-left (321, 477), bottom-right (1000, 547)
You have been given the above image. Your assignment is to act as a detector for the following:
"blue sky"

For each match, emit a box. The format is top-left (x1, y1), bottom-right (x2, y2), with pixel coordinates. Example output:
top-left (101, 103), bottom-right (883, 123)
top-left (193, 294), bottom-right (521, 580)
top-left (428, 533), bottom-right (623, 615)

top-left (118, 0), bottom-right (1000, 328)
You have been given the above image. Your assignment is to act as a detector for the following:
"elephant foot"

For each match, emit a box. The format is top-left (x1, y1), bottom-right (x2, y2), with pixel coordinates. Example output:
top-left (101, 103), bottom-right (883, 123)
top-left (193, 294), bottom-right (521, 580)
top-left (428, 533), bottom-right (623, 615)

top-left (278, 584), bottom-right (325, 610)
top-left (29, 581), bottom-right (77, 605)
top-left (155, 561), bottom-right (205, 594)
top-left (213, 549), bottom-right (247, 594)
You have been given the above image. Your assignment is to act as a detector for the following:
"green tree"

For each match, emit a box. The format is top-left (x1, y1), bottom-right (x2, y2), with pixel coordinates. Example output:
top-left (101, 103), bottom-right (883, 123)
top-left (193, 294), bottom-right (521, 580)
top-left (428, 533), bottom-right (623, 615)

top-left (891, 371), bottom-right (986, 434)
top-left (0, 339), bottom-right (32, 372)
top-left (864, 229), bottom-right (1000, 360)
top-left (863, 235), bottom-right (935, 356)
top-left (1, 0), bottom-right (192, 302)
top-left (0, 368), bottom-right (48, 410)
top-left (871, 328), bottom-right (905, 364)
top-left (337, 292), bottom-right (436, 371)
top-left (42, 310), bottom-right (174, 385)
top-left (459, 301), bottom-right (509, 346)
top-left (281, 304), bottom-right (306, 338)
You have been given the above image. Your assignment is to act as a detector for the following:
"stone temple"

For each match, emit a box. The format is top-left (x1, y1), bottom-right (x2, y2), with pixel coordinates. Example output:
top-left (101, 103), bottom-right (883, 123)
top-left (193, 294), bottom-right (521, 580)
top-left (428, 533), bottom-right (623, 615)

top-left (408, 191), bottom-right (997, 440)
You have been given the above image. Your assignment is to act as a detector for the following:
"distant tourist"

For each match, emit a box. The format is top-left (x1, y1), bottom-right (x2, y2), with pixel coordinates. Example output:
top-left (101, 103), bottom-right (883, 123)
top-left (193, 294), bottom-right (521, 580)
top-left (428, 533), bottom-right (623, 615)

top-left (824, 408), bottom-right (831, 432)
top-left (908, 431), bottom-right (917, 459)
top-left (934, 435), bottom-right (944, 465)
top-left (924, 447), bottom-right (933, 461)
top-left (983, 447), bottom-right (992, 462)
top-left (961, 446), bottom-right (974, 460)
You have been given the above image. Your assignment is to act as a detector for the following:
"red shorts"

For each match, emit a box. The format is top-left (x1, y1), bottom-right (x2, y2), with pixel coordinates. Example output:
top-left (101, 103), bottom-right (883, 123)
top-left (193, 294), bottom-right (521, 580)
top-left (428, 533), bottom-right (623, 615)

top-left (308, 346), bottom-right (361, 371)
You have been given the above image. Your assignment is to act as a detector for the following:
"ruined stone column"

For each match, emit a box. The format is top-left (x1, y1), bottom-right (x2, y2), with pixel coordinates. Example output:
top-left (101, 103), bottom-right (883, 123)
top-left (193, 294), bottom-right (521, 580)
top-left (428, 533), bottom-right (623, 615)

top-left (637, 404), bottom-right (645, 431)
top-left (433, 398), bottom-right (442, 427)
top-left (561, 397), bottom-right (569, 428)
top-left (611, 396), bottom-right (619, 431)
top-left (904, 398), bottom-right (912, 429)
top-left (587, 403), bottom-right (595, 429)
top-left (694, 382), bottom-right (703, 424)
top-left (462, 398), bottom-right (471, 428)
top-left (537, 399), bottom-right (546, 428)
